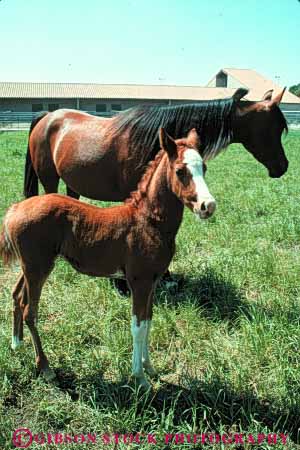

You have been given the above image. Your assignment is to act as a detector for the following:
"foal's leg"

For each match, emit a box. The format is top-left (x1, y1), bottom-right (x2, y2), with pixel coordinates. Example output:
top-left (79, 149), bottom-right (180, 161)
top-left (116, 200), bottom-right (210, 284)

top-left (11, 273), bottom-right (25, 350)
top-left (142, 320), bottom-right (157, 377)
top-left (23, 268), bottom-right (55, 381)
top-left (128, 278), bottom-right (155, 389)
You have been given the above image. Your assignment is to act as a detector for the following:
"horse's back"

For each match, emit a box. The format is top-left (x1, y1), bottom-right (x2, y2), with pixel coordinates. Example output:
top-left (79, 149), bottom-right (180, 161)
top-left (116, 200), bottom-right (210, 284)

top-left (31, 109), bottom-right (109, 145)
top-left (29, 109), bottom-right (124, 199)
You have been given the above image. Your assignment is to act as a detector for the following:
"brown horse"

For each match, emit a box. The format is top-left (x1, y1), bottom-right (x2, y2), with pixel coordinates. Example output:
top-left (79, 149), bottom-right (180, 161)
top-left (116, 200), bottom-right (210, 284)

top-left (1, 128), bottom-right (216, 388)
top-left (24, 88), bottom-right (288, 201)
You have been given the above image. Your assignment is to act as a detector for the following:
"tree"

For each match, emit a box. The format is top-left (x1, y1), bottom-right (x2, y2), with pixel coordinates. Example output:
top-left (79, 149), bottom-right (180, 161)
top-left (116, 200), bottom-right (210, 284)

top-left (289, 84), bottom-right (300, 97)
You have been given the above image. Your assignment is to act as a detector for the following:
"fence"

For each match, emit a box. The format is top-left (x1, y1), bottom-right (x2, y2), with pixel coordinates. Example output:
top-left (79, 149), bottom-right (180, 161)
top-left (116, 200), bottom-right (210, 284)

top-left (0, 111), bottom-right (118, 131)
top-left (0, 110), bottom-right (300, 131)
top-left (282, 111), bottom-right (300, 128)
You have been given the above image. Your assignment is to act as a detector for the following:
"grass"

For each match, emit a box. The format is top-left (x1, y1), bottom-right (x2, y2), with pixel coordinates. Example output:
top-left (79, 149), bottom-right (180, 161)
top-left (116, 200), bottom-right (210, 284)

top-left (0, 130), bottom-right (300, 449)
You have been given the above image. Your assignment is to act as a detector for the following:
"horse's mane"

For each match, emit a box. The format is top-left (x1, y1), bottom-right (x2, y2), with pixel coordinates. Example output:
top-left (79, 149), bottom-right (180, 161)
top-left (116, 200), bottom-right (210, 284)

top-left (125, 149), bottom-right (165, 208)
top-left (110, 98), bottom-right (236, 164)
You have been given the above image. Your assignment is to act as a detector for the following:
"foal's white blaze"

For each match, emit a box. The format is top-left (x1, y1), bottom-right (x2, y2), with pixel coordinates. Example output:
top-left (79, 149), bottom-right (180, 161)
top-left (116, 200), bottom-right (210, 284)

top-left (183, 149), bottom-right (215, 206)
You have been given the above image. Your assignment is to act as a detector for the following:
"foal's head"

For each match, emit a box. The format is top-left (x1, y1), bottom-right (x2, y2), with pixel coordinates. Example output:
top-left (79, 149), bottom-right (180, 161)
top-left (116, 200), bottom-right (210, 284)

top-left (159, 128), bottom-right (216, 219)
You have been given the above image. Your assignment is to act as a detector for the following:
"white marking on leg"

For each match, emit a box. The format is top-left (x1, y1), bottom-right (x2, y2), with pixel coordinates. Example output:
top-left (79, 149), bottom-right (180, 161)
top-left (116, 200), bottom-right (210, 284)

top-left (183, 149), bottom-right (215, 204)
top-left (131, 315), bottom-right (147, 379)
top-left (142, 320), bottom-right (157, 376)
top-left (11, 336), bottom-right (22, 350)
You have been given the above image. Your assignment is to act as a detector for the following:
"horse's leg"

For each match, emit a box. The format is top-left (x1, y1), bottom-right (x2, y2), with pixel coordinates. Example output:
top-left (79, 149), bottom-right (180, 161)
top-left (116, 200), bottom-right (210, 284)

top-left (42, 174), bottom-right (59, 195)
top-left (127, 278), bottom-right (155, 389)
top-left (11, 273), bottom-right (25, 350)
top-left (112, 279), bottom-right (130, 296)
top-left (66, 186), bottom-right (80, 199)
top-left (22, 266), bottom-right (55, 381)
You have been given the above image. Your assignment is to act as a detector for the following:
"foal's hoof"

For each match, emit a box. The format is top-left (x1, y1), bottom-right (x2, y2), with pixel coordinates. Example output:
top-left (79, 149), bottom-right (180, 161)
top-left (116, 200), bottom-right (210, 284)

top-left (42, 367), bottom-right (56, 382)
top-left (11, 336), bottom-right (23, 350)
top-left (134, 376), bottom-right (151, 391)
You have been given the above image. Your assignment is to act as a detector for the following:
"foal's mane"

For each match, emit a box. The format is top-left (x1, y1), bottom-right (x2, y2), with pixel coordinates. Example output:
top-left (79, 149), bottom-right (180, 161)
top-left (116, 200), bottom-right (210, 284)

top-left (125, 149), bottom-right (166, 208)
top-left (110, 98), bottom-right (236, 164)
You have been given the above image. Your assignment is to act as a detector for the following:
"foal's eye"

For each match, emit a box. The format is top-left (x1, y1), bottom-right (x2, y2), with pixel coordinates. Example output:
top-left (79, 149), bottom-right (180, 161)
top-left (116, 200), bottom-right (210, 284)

top-left (176, 168), bottom-right (185, 179)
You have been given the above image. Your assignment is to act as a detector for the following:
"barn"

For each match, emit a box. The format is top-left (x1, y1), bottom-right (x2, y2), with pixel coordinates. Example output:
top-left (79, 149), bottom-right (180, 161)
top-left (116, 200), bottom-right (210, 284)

top-left (0, 68), bottom-right (299, 128)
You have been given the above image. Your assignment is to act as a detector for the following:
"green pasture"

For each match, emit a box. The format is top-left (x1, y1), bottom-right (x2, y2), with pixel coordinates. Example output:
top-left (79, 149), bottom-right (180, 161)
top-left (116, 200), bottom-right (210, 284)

top-left (0, 130), bottom-right (300, 449)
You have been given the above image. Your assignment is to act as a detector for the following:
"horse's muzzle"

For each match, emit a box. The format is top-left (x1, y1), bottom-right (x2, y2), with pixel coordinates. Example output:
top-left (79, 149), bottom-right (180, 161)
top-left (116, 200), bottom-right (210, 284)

top-left (268, 160), bottom-right (289, 178)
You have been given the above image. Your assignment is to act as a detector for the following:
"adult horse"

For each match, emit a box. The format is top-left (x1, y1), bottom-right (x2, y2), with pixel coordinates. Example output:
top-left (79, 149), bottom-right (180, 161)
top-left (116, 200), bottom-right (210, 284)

top-left (24, 88), bottom-right (288, 200)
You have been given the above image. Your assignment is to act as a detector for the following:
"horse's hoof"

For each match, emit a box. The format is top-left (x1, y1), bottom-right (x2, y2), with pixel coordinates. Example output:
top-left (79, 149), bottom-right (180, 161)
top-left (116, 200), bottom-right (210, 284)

top-left (165, 280), bottom-right (178, 290)
top-left (11, 336), bottom-right (23, 350)
top-left (160, 272), bottom-right (184, 293)
top-left (42, 367), bottom-right (56, 382)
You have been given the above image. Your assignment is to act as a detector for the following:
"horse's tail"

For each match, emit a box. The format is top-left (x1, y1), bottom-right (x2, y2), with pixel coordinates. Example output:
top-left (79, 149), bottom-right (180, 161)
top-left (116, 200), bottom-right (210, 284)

top-left (0, 214), bottom-right (17, 266)
top-left (24, 111), bottom-right (48, 198)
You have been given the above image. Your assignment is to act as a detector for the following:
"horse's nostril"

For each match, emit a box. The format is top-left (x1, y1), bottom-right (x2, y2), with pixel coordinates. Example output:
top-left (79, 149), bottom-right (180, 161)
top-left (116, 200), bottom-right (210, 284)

top-left (200, 202), bottom-right (206, 212)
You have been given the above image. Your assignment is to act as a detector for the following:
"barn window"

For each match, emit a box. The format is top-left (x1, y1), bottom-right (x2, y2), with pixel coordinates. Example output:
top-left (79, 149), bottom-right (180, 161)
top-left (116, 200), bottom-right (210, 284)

top-left (96, 103), bottom-right (107, 113)
top-left (216, 72), bottom-right (228, 87)
top-left (48, 104), bottom-right (59, 112)
top-left (111, 104), bottom-right (122, 111)
top-left (32, 104), bottom-right (43, 112)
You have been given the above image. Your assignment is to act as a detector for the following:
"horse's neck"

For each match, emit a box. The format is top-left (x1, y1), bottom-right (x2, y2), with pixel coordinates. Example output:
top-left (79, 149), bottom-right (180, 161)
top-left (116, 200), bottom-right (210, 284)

top-left (141, 155), bottom-right (184, 235)
top-left (231, 102), bottom-right (252, 144)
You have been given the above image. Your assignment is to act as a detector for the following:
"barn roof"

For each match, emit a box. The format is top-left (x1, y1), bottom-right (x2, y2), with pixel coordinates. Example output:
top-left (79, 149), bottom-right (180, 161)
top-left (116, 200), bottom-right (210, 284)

top-left (207, 68), bottom-right (300, 104)
top-left (0, 69), bottom-right (299, 103)
top-left (0, 82), bottom-right (238, 101)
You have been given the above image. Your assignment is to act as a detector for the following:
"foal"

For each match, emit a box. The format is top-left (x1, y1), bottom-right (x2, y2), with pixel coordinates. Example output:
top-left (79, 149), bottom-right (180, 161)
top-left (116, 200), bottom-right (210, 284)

top-left (0, 128), bottom-right (216, 388)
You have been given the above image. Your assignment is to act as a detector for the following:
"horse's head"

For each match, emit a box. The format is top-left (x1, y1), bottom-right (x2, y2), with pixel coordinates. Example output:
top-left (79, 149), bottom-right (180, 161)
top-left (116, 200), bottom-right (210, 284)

top-left (232, 87), bottom-right (289, 178)
top-left (159, 128), bottom-right (216, 219)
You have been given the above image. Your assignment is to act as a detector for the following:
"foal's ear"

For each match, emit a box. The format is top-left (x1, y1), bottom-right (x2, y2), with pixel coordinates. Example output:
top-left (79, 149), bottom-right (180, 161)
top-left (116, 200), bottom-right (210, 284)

top-left (186, 128), bottom-right (200, 149)
top-left (232, 88), bottom-right (249, 102)
top-left (159, 128), bottom-right (177, 159)
top-left (261, 89), bottom-right (273, 101)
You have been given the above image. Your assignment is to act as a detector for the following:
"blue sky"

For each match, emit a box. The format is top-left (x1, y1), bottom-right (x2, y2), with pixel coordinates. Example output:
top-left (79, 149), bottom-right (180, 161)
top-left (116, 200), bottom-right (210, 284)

top-left (0, 0), bottom-right (299, 87)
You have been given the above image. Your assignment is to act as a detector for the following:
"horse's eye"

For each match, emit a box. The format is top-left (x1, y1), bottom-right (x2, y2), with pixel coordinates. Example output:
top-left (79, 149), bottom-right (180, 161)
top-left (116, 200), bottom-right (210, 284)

top-left (176, 168), bottom-right (185, 179)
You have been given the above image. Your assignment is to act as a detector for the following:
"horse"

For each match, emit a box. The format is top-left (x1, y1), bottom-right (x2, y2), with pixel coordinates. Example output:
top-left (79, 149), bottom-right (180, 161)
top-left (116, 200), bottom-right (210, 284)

top-left (0, 128), bottom-right (216, 389)
top-left (24, 88), bottom-right (288, 202)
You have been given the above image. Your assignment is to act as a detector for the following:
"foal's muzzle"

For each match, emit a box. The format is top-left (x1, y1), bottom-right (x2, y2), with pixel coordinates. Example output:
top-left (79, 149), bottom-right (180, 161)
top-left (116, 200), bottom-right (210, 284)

top-left (194, 199), bottom-right (216, 219)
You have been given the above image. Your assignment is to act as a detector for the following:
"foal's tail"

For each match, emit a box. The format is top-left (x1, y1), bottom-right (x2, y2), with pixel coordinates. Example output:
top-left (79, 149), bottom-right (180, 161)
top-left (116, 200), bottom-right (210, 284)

top-left (24, 111), bottom-right (48, 198)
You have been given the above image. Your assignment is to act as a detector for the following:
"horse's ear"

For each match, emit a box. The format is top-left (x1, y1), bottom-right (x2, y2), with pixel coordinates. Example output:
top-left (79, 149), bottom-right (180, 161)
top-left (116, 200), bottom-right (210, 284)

top-left (269, 87), bottom-right (286, 108)
top-left (261, 89), bottom-right (273, 101)
top-left (159, 128), bottom-right (177, 159)
top-left (232, 88), bottom-right (249, 102)
top-left (186, 128), bottom-right (201, 149)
